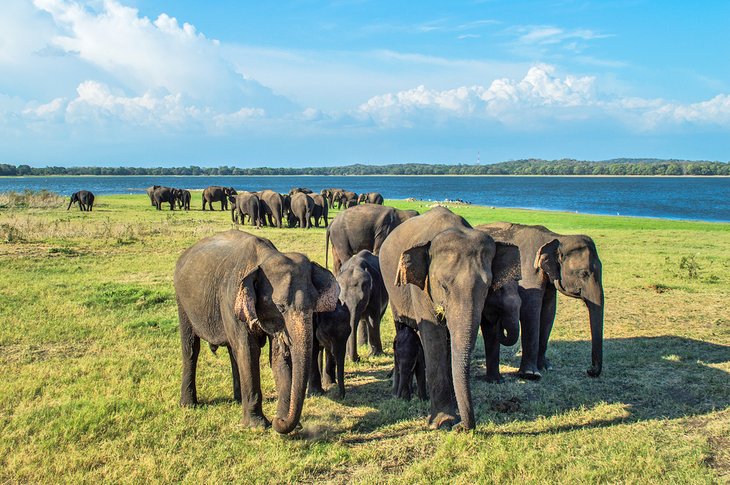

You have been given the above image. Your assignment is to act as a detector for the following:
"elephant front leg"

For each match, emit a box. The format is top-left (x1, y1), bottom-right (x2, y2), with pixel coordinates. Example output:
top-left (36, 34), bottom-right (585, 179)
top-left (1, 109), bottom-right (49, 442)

top-left (517, 289), bottom-right (543, 380)
top-left (418, 320), bottom-right (457, 429)
top-left (323, 349), bottom-right (336, 387)
top-left (307, 342), bottom-right (325, 396)
top-left (415, 348), bottom-right (428, 401)
top-left (366, 313), bottom-right (383, 356)
top-left (480, 318), bottom-right (503, 383)
top-left (230, 331), bottom-right (269, 429)
top-left (537, 286), bottom-right (557, 372)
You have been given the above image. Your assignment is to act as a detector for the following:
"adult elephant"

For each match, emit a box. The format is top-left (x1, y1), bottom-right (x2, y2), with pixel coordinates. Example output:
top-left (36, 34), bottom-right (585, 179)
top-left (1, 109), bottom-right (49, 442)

top-left (202, 186), bottom-right (236, 211)
top-left (337, 191), bottom-right (358, 210)
top-left (153, 186), bottom-right (176, 210)
top-left (174, 230), bottom-right (339, 434)
top-left (288, 192), bottom-right (314, 229)
top-left (146, 185), bottom-right (160, 206)
top-left (289, 187), bottom-right (313, 195)
top-left (310, 194), bottom-right (329, 228)
top-left (230, 191), bottom-right (261, 227)
top-left (379, 207), bottom-right (521, 431)
top-left (321, 188), bottom-right (344, 209)
top-left (259, 190), bottom-right (285, 228)
top-left (358, 192), bottom-right (384, 205)
top-left (176, 189), bottom-right (191, 210)
top-left (67, 190), bottom-right (95, 211)
top-left (325, 205), bottom-right (419, 274)
top-left (476, 222), bottom-right (604, 380)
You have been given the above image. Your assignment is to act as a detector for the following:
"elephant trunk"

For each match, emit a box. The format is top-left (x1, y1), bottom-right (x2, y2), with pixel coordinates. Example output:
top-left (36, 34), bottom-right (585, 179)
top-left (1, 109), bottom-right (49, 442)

top-left (499, 314), bottom-right (520, 346)
top-left (449, 307), bottom-right (481, 430)
top-left (584, 283), bottom-right (604, 377)
top-left (273, 312), bottom-right (312, 434)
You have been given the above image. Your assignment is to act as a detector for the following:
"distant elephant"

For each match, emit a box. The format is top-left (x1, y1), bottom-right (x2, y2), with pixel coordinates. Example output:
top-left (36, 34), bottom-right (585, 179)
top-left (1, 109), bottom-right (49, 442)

top-left (288, 192), bottom-right (314, 229)
top-left (337, 191), bottom-right (358, 209)
top-left (310, 194), bottom-right (329, 228)
top-left (258, 190), bottom-right (285, 228)
top-left (289, 187), bottom-right (313, 195)
top-left (358, 192), bottom-right (384, 205)
top-left (67, 190), bottom-right (95, 211)
top-left (321, 188), bottom-right (344, 208)
top-left (153, 186), bottom-right (176, 210)
top-left (282, 194), bottom-right (291, 219)
top-left (146, 185), bottom-right (161, 206)
top-left (309, 301), bottom-right (351, 398)
top-left (176, 189), bottom-right (191, 210)
top-left (230, 192), bottom-right (261, 227)
top-left (379, 207), bottom-right (522, 430)
top-left (174, 230), bottom-right (339, 434)
top-left (202, 186), bottom-right (236, 211)
top-left (337, 250), bottom-right (388, 362)
top-left (325, 205), bottom-right (419, 273)
top-left (476, 222), bottom-right (604, 380)
top-left (392, 322), bottom-right (427, 401)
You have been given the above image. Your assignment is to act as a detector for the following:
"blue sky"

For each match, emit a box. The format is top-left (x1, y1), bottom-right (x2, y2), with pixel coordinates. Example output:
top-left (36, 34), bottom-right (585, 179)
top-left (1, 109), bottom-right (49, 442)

top-left (1, 0), bottom-right (728, 166)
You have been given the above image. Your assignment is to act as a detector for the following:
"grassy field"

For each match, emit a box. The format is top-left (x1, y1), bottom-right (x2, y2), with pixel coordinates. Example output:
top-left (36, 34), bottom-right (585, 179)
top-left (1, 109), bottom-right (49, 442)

top-left (1, 193), bottom-right (728, 483)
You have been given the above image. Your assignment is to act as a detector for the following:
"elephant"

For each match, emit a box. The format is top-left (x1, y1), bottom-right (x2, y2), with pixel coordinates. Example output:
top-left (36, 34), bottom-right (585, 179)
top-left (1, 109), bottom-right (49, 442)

top-left (358, 192), bottom-right (384, 205)
top-left (379, 207), bottom-right (522, 430)
top-left (476, 222), bottom-right (604, 380)
top-left (174, 230), bottom-right (339, 434)
top-left (202, 186), bottom-right (236, 211)
top-left (337, 191), bottom-right (358, 210)
top-left (176, 189), bottom-right (191, 210)
top-left (288, 192), bottom-right (314, 229)
top-left (289, 187), bottom-right (313, 195)
top-left (67, 190), bottom-right (95, 211)
top-left (325, 204), bottom-right (419, 274)
top-left (258, 190), bottom-right (285, 228)
top-left (153, 186), bottom-right (176, 210)
top-left (229, 192), bottom-right (261, 227)
top-left (310, 194), bottom-right (329, 228)
top-left (321, 188), bottom-right (344, 208)
top-left (337, 250), bottom-right (388, 362)
top-left (308, 301), bottom-right (351, 398)
top-left (146, 185), bottom-right (161, 206)
top-left (392, 322), bottom-right (427, 401)
top-left (282, 194), bottom-right (291, 219)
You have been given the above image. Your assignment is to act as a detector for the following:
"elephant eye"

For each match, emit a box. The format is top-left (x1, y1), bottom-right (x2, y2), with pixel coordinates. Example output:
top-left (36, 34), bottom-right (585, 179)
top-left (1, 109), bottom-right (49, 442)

top-left (578, 270), bottom-right (590, 279)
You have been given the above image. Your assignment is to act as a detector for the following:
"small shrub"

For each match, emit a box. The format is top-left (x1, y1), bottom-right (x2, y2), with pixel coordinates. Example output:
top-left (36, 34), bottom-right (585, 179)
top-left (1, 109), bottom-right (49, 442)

top-left (678, 255), bottom-right (701, 279)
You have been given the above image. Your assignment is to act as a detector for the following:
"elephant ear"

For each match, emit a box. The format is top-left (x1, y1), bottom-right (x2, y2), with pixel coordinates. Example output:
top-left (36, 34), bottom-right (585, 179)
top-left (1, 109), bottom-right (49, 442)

top-left (534, 239), bottom-right (561, 284)
top-left (395, 242), bottom-right (431, 290)
top-left (311, 262), bottom-right (340, 313)
top-left (234, 266), bottom-right (261, 331)
top-left (492, 242), bottom-right (522, 290)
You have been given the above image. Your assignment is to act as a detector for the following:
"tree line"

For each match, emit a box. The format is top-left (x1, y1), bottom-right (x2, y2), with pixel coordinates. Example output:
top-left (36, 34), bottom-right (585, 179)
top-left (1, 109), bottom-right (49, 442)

top-left (1, 159), bottom-right (728, 177)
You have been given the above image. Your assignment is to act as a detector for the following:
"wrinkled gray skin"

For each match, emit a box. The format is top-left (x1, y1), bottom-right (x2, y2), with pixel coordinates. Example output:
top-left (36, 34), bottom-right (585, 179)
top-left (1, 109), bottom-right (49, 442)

top-left (176, 189), bottom-right (191, 210)
top-left (477, 222), bottom-right (604, 380)
top-left (258, 190), bottom-right (284, 228)
top-left (68, 190), bottom-right (95, 211)
top-left (310, 194), bottom-right (329, 228)
top-left (202, 186), bottom-right (236, 211)
top-left (380, 207), bottom-right (522, 431)
top-left (309, 301), bottom-right (351, 398)
top-left (153, 186), bottom-right (176, 210)
top-left (392, 322), bottom-right (427, 400)
top-left (337, 250), bottom-right (388, 362)
top-left (229, 192), bottom-right (261, 227)
top-left (174, 230), bottom-right (339, 434)
top-left (325, 205), bottom-right (419, 274)
top-left (146, 185), bottom-right (161, 206)
top-left (357, 192), bottom-right (384, 205)
top-left (338, 191), bottom-right (359, 209)
top-left (288, 192), bottom-right (314, 229)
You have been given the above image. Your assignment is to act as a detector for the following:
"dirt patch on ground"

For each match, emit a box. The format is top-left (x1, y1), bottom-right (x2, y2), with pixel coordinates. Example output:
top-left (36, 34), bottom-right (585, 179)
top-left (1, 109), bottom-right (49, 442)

top-left (685, 412), bottom-right (730, 480)
top-left (1, 340), bottom-right (93, 365)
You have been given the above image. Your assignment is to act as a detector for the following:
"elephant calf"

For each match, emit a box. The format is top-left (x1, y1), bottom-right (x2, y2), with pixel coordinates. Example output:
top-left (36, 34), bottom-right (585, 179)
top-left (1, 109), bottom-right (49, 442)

top-left (392, 322), bottom-right (427, 401)
top-left (309, 301), bottom-right (351, 398)
top-left (67, 190), bottom-right (95, 211)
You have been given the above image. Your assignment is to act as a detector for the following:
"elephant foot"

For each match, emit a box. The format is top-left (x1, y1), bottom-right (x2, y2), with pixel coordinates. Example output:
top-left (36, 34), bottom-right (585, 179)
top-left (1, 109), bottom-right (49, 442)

top-left (537, 357), bottom-right (553, 372)
top-left (179, 397), bottom-right (197, 407)
top-left (336, 387), bottom-right (346, 399)
top-left (307, 386), bottom-right (325, 397)
top-left (484, 373), bottom-right (505, 384)
top-left (428, 412), bottom-right (457, 431)
top-left (517, 367), bottom-right (542, 380)
top-left (242, 414), bottom-right (271, 430)
top-left (369, 347), bottom-right (384, 357)
top-left (452, 421), bottom-right (474, 433)
top-left (348, 354), bottom-right (360, 363)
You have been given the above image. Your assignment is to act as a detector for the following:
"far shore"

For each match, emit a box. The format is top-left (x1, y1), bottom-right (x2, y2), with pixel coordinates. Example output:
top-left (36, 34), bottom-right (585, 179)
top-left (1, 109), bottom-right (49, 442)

top-left (1, 174), bottom-right (729, 178)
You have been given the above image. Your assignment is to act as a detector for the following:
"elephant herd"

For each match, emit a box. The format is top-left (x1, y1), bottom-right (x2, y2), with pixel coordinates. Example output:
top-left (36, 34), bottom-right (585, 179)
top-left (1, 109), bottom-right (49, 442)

top-left (174, 195), bottom-right (604, 434)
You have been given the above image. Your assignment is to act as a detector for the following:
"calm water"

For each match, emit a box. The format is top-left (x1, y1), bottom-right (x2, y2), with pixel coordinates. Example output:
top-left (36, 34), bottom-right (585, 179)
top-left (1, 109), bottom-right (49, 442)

top-left (1, 175), bottom-right (728, 222)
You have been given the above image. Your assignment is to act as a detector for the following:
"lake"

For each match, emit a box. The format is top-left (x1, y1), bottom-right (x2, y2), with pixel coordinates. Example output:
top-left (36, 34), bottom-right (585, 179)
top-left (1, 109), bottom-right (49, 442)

top-left (1, 175), bottom-right (728, 222)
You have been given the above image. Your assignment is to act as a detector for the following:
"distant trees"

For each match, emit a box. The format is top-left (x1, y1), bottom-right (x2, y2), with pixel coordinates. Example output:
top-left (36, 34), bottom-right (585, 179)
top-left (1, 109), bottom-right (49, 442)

top-left (0, 159), bottom-right (728, 176)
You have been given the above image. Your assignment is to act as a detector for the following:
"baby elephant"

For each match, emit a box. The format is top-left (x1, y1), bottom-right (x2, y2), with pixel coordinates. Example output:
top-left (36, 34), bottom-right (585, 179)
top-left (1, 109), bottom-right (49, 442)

top-left (309, 301), bottom-right (351, 398)
top-left (67, 190), bottom-right (94, 211)
top-left (392, 322), bottom-right (427, 400)
top-left (337, 250), bottom-right (388, 362)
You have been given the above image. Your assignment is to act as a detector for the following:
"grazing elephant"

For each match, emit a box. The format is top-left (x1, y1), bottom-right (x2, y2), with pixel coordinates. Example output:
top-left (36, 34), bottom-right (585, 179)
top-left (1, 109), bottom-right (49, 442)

top-left (392, 322), bottom-right (427, 401)
top-left (202, 186), bottom-right (236, 211)
top-left (310, 194), bottom-right (329, 228)
top-left (230, 192), bottom-right (261, 227)
top-left (358, 192), bottom-right (384, 205)
top-left (146, 185), bottom-right (161, 206)
top-left (476, 222), bottom-right (604, 380)
top-left (337, 191), bottom-right (358, 210)
top-left (309, 301), bottom-right (351, 398)
top-left (325, 205), bottom-right (419, 274)
top-left (153, 186), bottom-right (176, 210)
top-left (174, 230), bottom-right (339, 434)
top-left (259, 190), bottom-right (285, 228)
top-left (337, 250), bottom-right (388, 362)
top-left (321, 188), bottom-right (344, 209)
top-left (379, 207), bottom-right (522, 430)
top-left (67, 190), bottom-right (95, 211)
top-left (176, 189), bottom-right (191, 210)
top-left (288, 192), bottom-right (314, 229)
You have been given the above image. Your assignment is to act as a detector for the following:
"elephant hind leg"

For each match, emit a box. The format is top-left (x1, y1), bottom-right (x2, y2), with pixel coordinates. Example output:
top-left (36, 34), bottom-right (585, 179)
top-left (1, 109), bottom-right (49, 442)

top-left (228, 347), bottom-right (242, 402)
top-left (178, 303), bottom-right (200, 406)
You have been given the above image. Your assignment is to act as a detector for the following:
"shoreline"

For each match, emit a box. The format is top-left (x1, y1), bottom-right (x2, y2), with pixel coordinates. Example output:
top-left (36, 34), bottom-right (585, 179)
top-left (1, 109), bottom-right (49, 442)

top-left (1, 174), bottom-right (729, 178)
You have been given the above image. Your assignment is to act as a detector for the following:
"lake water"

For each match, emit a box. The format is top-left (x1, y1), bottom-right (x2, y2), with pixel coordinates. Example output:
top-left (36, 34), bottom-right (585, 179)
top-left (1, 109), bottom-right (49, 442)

top-left (1, 175), bottom-right (728, 222)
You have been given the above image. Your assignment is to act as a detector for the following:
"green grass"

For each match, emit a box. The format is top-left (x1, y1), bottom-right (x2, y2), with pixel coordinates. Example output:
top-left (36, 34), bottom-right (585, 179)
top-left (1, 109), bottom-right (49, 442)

top-left (1, 194), bottom-right (728, 483)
